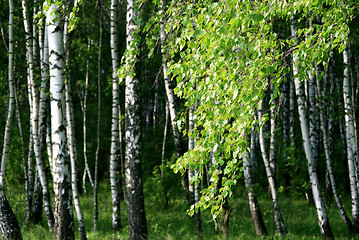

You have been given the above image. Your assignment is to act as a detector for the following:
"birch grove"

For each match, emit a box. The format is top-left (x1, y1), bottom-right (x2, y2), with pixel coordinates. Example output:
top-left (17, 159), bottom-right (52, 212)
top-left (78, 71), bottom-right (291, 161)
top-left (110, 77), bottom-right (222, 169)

top-left (0, 1), bottom-right (359, 239)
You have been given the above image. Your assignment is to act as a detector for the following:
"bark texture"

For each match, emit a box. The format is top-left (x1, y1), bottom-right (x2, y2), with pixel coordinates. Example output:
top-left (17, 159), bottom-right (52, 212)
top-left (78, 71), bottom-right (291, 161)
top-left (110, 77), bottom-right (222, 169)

top-left (258, 99), bottom-right (286, 236)
top-left (125, 0), bottom-right (147, 239)
top-left (291, 19), bottom-right (334, 239)
top-left (109, 0), bottom-right (122, 231)
top-left (243, 130), bottom-right (267, 237)
top-left (47, 4), bottom-right (75, 239)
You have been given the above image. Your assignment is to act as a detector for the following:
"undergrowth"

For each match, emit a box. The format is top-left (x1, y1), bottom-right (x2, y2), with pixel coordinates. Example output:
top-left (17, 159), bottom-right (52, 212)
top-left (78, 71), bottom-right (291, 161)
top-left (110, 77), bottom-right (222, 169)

top-left (5, 180), bottom-right (357, 239)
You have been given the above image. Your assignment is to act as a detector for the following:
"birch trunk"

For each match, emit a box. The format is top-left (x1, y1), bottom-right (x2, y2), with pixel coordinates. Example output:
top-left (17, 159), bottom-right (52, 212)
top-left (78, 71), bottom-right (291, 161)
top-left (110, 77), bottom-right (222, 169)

top-left (343, 37), bottom-right (359, 233)
top-left (282, 79), bottom-right (291, 187)
top-left (291, 19), bottom-right (334, 239)
top-left (289, 78), bottom-right (296, 150)
top-left (188, 105), bottom-right (202, 239)
top-left (243, 129), bottom-right (267, 237)
top-left (269, 84), bottom-right (276, 178)
top-left (93, 0), bottom-right (103, 230)
top-left (307, 55), bottom-right (320, 173)
top-left (161, 101), bottom-right (169, 208)
top-left (47, 4), bottom-right (75, 239)
top-left (125, 1), bottom-right (147, 239)
top-left (82, 38), bottom-right (94, 193)
top-left (0, 0), bottom-right (15, 186)
top-left (159, 0), bottom-right (188, 201)
top-left (63, 14), bottom-right (87, 240)
top-left (0, 1), bottom-right (22, 238)
top-left (23, 0), bottom-right (54, 230)
top-left (153, 77), bottom-right (159, 129)
top-left (258, 99), bottom-right (286, 236)
top-left (318, 60), bottom-right (353, 232)
top-left (109, 0), bottom-right (121, 231)
top-left (161, 101), bottom-right (169, 179)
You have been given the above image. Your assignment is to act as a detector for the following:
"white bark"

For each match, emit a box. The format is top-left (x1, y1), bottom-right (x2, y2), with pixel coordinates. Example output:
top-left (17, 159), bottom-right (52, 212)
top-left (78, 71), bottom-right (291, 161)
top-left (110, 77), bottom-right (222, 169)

top-left (0, 0), bottom-right (15, 187)
top-left (159, 0), bottom-right (182, 158)
top-left (110, 0), bottom-right (121, 231)
top-left (291, 19), bottom-right (333, 238)
top-left (258, 99), bottom-right (286, 236)
top-left (188, 104), bottom-right (202, 239)
top-left (243, 130), bottom-right (267, 237)
top-left (161, 101), bottom-right (169, 178)
top-left (125, 0), bottom-right (147, 239)
top-left (23, 1), bottom-right (54, 229)
top-left (269, 84), bottom-right (276, 177)
top-left (63, 14), bottom-right (87, 240)
top-left (47, 4), bottom-right (75, 238)
top-left (82, 38), bottom-right (94, 193)
top-left (343, 37), bottom-right (359, 232)
top-left (318, 60), bottom-right (353, 232)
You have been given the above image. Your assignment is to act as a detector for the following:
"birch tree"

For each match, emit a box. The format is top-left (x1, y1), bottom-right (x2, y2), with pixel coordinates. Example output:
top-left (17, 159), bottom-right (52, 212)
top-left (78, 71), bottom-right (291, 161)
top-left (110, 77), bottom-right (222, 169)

top-left (0, 0), bottom-right (22, 238)
top-left (93, 0), bottom-right (103, 230)
top-left (23, 0), bottom-right (54, 229)
top-left (291, 18), bottom-right (334, 239)
top-left (46, 3), bottom-right (75, 239)
top-left (63, 10), bottom-right (87, 240)
top-left (124, 0), bottom-right (147, 238)
top-left (243, 129), bottom-right (267, 237)
top-left (188, 104), bottom-right (202, 239)
top-left (159, 0), bottom-right (188, 199)
top-left (109, 0), bottom-right (121, 231)
top-left (258, 99), bottom-right (286, 236)
top-left (342, 37), bottom-right (359, 233)
top-left (318, 58), bottom-right (353, 232)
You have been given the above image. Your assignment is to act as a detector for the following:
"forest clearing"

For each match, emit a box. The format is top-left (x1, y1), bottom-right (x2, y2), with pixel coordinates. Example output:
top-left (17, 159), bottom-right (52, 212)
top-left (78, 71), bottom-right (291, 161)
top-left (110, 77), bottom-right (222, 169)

top-left (0, 0), bottom-right (359, 239)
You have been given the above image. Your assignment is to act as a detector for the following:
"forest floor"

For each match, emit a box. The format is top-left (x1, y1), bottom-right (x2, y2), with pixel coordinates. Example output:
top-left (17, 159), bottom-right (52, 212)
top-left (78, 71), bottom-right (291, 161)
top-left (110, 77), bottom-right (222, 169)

top-left (6, 180), bottom-right (357, 240)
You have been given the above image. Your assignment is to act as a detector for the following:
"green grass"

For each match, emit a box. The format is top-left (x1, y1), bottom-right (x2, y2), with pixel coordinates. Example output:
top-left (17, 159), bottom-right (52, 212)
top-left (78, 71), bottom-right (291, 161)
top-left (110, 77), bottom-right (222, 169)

top-left (5, 181), bottom-right (358, 239)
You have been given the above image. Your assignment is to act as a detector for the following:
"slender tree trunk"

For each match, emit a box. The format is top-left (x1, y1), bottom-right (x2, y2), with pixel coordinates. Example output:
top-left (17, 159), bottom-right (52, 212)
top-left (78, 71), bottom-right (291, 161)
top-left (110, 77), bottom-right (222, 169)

top-left (63, 13), bottom-right (87, 240)
top-left (109, 0), bottom-right (121, 231)
top-left (208, 143), bottom-right (220, 234)
top-left (153, 77), bottom-right (159, 129)
top-left (289, 78), bottom-right (296, 150)
top-left (291, 19), bottom-right (334, 239)
top-left (161, 100), bottom-right (169, 208)
top-left (38, 19), bottom-right (50, 214)
top-left (342, 37), bottom-right (359, 233)
top-left (23, 0), bottom-right (54, 230)
top-left (282, 79), bottom-right (291, 187)
top-left (0, 0), bottom-right (15, 187)
top-left (243, 129), bottom-right (268, 237)
top-left (318, 59), bottom-right (353, 232)
top-left (307, 34), bottom-right (320, 173)
top-left (93, 0), bottom-right (103, 230)
top-left (258, 99), bottom-right (286, 236)
top-left (0, 1), bottom-right (22, 238)
top-left (269, 84), bottom-right (277, 178)
top-left (159, 0), bottom-right (188, 200)
top-left (125, 1), bottom-right (147, 239)
top-left (161, 101), bottom-right (169, 179)
top-left (82, 38), bottom-right (94, 193)
top-left (47, 4), bottom-right (75, 239)
top-left (188, 105), bottom-right (202, 239)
